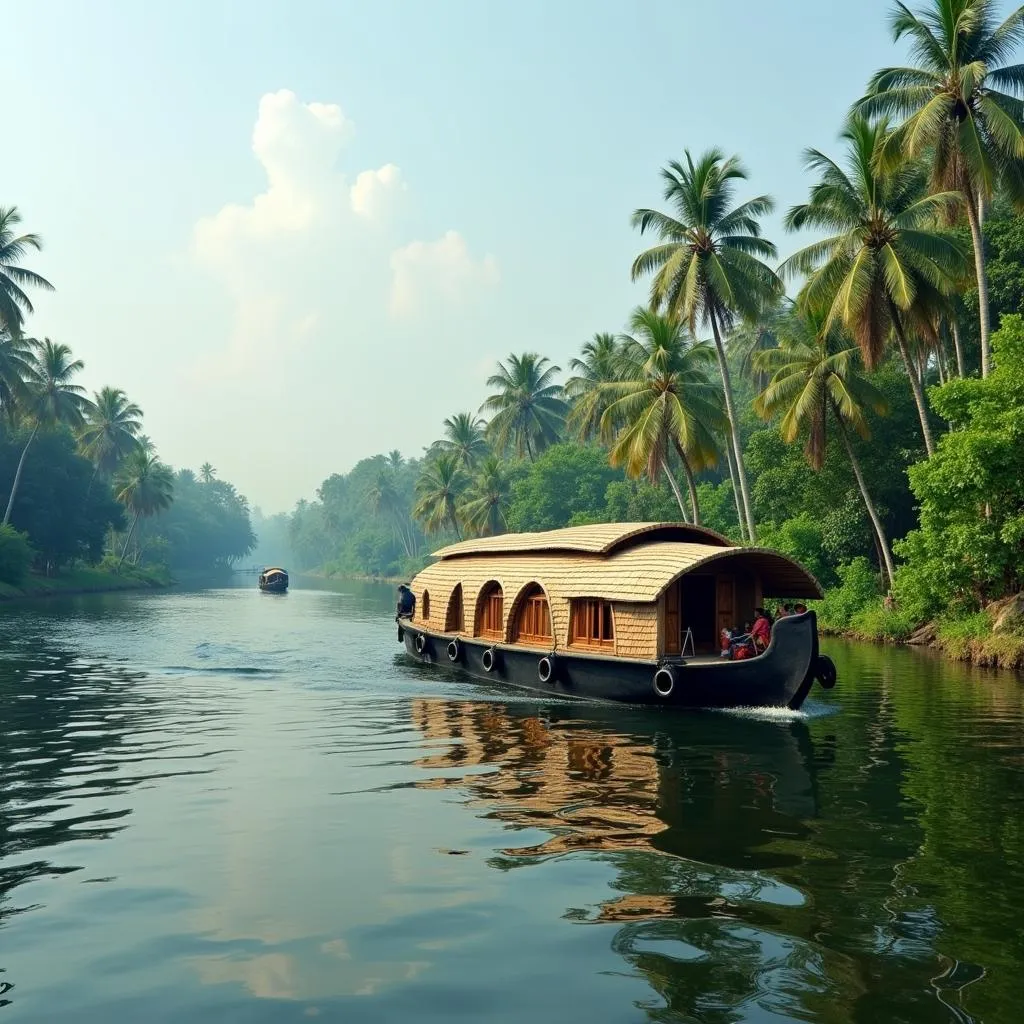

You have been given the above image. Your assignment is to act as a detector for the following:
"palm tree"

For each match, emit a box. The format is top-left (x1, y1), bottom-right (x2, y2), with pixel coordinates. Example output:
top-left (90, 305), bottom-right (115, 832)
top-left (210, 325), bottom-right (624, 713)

top-left (461, 456), bottom-right (512, 537)
top-left (631, 150), bottom-right (782, 539)
top-left (114, 448), bottom-right (175, 567)
top-left (0, 207), bottom-right (54, 337)
top-left (413, 453), bottom-right (468, 538)
top-left (386, 449), bottom-right (404, 472)
top-left (781, 115), bottom-right (967, 456)
top-left (199, 462), bottom-right (216, 483)
top-left (137, 435), bottom-right (156, 456)
top-left (435, 412), bottom-right (488, 468)
top-left (368, 469), bottom-right (415, 558)
top-left (78, 387), bottom-right (144, 488)
top-left (480, 353), bottom-right (566, 460)
top-left (596, 308), bottom-right (726, 524)
top-left (564, 332), bottom-right (622, 441)
top-left (754, 309), bottom-right (896, 587)
top-left (858, 0), bottom-right (1024, 378)
top-left (4, 339), bottom-right (90, 525)
top-left (0, 329), bottom-right (35, 421)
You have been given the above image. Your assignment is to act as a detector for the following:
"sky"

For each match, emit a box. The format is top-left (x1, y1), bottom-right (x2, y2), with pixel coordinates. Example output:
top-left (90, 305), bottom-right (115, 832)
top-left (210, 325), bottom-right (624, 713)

top-left (6, 0), bottom-right (909, 513)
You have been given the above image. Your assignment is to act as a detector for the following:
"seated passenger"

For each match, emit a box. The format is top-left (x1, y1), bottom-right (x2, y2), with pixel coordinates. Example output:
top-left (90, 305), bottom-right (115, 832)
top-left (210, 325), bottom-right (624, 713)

top-left (794, 603), bottom-right (807, 615)
top-left (751, 608), bottom-right (772, 652)
top-left (396, 584), bottom-right (415, 619)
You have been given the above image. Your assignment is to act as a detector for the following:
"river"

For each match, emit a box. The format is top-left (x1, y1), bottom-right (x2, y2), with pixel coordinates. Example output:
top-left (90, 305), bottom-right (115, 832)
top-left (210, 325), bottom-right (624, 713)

top-left (1, 578), bottom-right (1022, 1023)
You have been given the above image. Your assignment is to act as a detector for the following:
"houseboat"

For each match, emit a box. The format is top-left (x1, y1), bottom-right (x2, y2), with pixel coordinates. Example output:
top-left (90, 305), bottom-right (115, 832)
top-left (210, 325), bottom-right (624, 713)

top-left (396, 523), bottom-right (836, 710)
top-left (258, 567), bottom-right (289, 593)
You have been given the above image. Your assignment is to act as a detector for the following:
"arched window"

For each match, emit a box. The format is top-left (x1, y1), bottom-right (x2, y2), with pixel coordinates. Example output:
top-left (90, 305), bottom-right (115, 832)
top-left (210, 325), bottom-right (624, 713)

top-left (513, 584), bottom-right (552, 645)
top-left (445, 584), bottom-right (465, 633)
top-left (570, 599), bottom-right (615, 650)
top-left (422, 590), bottom-right (431, 623)
top-left (475, 582), bottom-right (504, 640)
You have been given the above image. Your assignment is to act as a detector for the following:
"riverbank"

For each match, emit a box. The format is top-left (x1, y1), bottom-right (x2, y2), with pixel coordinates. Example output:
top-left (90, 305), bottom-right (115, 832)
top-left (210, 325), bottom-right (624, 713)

top-left (0, 565), bottom-right (172, 602)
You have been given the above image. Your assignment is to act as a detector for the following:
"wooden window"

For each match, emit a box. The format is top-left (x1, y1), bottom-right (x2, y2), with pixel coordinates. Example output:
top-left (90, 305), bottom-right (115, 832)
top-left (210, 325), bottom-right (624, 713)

top-left (570, 599), bottom-right (615, 650)
top-left (514, 585), bottom-right (552, 645)
top-left (476, 583), bottom-right (504, 640)
top-left (445, 584), bottom-right (465, 633)
top-left (422, 590), bottom-right (431, 623)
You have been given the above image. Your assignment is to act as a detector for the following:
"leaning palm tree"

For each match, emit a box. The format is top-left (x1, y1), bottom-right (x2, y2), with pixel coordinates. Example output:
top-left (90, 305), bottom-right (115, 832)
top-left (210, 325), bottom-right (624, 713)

top-left (78, 387), bottom-right (144, 487)
top-left (564, 332), bottom-right (622, 441)
top-left (0, 329), bottom-right (35, 421)
top-left (596, 308), bottom-right (726, 524)
top-left (435, 412), bottom-right (489, 468)
top-left (461, 456), bottom-right (512, 537)
top-left (4, 339), bottom-right (91, 525)
top-left (631, 150), bottom-right (782, 539)
top-left (413, 452), bottom-right (468, 539)
top-left (754, 309), bottom-right (896, 587)
top-left (858, 0), bottom-right (1024, 378)
top-left (199, 462), bottom-right (216, 483)
top-left (0, 206), bottom-right (54, 337)
top-left (114, 448), bottom-right (175, 567)
top-left (480, 353), bottom-right (566, 460)
top-left (782, 114), bottom-right (967, 456)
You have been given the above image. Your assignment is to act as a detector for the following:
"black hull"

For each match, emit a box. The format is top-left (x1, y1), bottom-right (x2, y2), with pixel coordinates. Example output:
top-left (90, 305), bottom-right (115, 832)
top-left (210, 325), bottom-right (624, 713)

top-left (259, 581), bottom-right (289, 593)
top-left (399, 611), bottom-right (824, 711)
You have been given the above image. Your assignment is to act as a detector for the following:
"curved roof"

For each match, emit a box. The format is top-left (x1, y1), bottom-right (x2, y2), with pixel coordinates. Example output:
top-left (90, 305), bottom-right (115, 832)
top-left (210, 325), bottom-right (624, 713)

top-left (433, 522), bottom-right (733, 560)
top-left (413, 541), bottom-right (822, 602)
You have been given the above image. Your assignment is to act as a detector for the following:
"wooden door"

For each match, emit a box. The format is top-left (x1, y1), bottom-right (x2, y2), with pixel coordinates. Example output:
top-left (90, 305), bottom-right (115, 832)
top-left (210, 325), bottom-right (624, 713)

top-left (664, 583), bottom-right (681, 655)
top-left (716, 576), bottom-right (735, 636)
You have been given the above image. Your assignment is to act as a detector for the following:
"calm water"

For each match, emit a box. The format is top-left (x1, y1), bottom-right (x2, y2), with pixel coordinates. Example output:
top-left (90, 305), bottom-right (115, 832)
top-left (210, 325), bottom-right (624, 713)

top-left (1, 580), bottom-right (1023, 1023)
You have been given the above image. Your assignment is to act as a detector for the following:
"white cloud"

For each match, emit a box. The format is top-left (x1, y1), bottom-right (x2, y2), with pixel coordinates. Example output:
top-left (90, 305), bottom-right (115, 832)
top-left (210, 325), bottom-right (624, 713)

top-left (390, 230), bottom-right (499, 317)
top-left (186, 89), bottom-right (501, 508)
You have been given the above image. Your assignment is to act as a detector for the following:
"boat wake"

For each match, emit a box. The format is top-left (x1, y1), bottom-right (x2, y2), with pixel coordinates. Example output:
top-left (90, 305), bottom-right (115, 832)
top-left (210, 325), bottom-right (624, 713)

top-left (716, 699), bottom-right (837, 723)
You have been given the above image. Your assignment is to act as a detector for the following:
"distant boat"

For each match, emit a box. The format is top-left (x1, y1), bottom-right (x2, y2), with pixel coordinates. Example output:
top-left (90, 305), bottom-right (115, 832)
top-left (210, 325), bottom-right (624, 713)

top-left (258, 567), bottom-right (289, 593)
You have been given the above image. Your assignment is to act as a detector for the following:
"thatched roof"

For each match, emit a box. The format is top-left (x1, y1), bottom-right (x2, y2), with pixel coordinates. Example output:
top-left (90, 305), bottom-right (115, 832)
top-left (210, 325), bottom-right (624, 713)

top-left (433, 522), bottom-right (733, 560)
top-left (413, 537), bottom-right (822, 603)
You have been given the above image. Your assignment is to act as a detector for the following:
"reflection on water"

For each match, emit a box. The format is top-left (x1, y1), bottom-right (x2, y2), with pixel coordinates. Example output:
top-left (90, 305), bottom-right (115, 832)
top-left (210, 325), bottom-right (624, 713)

top-left (0, 579), bottom-right (1023, 1022)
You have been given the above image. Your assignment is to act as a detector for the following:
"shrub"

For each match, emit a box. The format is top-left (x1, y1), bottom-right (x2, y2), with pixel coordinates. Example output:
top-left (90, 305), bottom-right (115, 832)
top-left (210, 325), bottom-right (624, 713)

top-left (815, 557), bottom-right (881, 631)
top-left (0, 525), bottom-right (33, 585)
top-left (849, 601), bottom-right (917, 643)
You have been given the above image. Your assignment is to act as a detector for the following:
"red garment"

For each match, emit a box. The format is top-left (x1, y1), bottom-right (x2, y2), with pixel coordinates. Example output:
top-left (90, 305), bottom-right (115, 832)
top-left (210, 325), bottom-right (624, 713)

top-left (751, 615), bottom-right (771, 649)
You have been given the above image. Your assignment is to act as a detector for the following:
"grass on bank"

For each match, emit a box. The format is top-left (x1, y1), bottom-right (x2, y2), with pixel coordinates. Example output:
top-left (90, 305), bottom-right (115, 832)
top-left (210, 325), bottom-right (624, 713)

top-left (0, 562), bottom-right (171, 600)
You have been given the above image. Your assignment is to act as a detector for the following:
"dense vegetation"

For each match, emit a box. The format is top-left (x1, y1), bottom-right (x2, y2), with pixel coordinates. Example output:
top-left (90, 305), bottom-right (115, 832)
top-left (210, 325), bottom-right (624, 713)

top-left (286, 0), bottom-right (1024, 665)
top-left (0, 208), bottom-right (254, 587)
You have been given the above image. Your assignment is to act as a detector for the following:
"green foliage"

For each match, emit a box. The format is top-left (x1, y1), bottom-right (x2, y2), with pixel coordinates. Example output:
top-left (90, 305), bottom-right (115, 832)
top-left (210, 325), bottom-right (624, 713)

top-left (849, 601), bottom-right (917, 643)
top-left (0, 524), bottom-right (32, 584)
top-left (815, 557), bottom-right (881, 631)
top-left (756, 513), bottom-right (836, 588)
top-left (506, 443), bottom-right (620, 532)
top-left (893, 315), bottom-right (1024, 620)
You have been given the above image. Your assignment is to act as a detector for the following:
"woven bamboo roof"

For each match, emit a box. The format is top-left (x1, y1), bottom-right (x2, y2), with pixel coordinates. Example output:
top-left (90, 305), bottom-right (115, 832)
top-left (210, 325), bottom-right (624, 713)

top-left (433, 522), bottom-right (732, 560)
top-left (412, 540), bottom-right (822, 602)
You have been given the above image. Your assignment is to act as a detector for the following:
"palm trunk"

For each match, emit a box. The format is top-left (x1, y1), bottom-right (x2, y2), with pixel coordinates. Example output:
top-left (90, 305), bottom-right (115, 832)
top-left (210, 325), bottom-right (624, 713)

top-left (889, 306), bottom-right (935, 457)
top-left (964, 191), bottom-right (992, 378)
top-left (118, 511), bottom-right (140, 568)
top-left (673, 440), bottom-right (701, 525)
top-left (4, 425), bottom-right (38, 526)
top-left (951, 318), bottom-right (966, 378)
top-left (525, 435), bottom-right (535, 462)
top-left (86, 463), bottom-right (100, 499)
top-left (724, 443), bottom-right (748, 542)
top-left (833, 405), bottom-right (895, 588)
top-left (662, 463), bottom-right (691, 523)
top-left (708, 310), bottom-right (756, 540)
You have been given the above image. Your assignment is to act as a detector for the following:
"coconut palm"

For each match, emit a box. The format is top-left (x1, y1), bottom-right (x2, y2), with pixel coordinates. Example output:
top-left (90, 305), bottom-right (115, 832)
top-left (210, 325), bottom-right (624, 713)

top-left (413, 453), bottom-right (468, 539)
top-left (0, 329), bottom-right (35, 421)
top-left (114, 448), bottom-right (175, 567)
top-left (0, 206), bottom-right (54, 337)
top-left (781, 114), bottom-right (968, 456)
top-left (137, 435), bottom-right (156, 456)
top-left (435, 412), bottom-right (488, 468)
top-left (595, 308), bottom-right (726, 524)
top-left (480, 353), bottom-right (566, 460)
top-left (858, 0), bottom-right (1024, 378)
top-left (368, 469), bottom-right (415, 558)
top-left (78, 387), bottom-right (144, 488)
top-left (631, 150), bottom-right (782, 539)
top-left (4, 339), bottom-right (91, 525)
top-left (754, 309), bottom-right (896, 587)
top-left (564, 332), bottom-right (623, 441)
top-left (199, 462), bottom-right (216, 483)
top-left (461, 456), bottom-right (512, 537)
top-left (386, 449), bottom-right (404, 472)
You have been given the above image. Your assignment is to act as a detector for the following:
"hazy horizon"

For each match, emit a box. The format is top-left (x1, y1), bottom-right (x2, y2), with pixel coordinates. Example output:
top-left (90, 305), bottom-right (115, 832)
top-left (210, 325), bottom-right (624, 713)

top-left (10, 0), bottom-right (916, 513)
